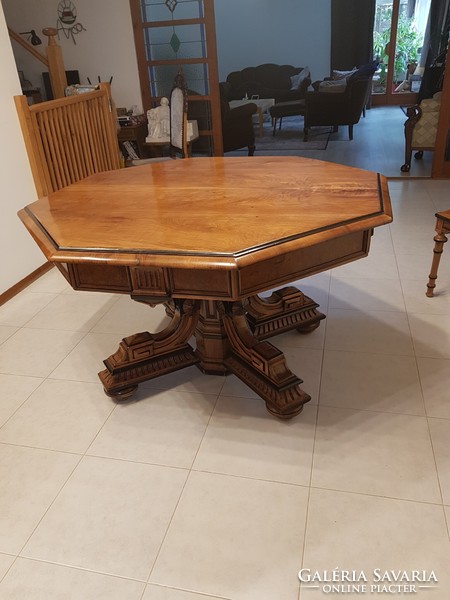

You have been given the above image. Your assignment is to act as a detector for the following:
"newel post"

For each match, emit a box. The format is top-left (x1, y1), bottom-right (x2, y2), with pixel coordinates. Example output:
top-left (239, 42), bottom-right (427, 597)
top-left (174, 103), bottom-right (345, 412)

top-left (42, 27), bottom-right (67, 99)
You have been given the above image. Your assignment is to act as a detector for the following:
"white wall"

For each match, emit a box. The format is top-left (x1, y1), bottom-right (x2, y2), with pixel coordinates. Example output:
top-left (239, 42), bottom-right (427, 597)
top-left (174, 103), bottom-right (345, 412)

top-left (3, 0), bottom-right (332, 109)
top-left (0, 1), bottom-right (43, 295)
top-left (214, 0), bottom-right (331, 82)
top-left (0, 0), bottom-right (332, 293)
top-left (2, 0), bottom-right (143, 111)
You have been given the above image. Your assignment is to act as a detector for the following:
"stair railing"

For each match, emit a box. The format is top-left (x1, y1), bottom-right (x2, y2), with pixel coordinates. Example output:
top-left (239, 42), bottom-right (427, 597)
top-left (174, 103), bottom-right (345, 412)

top-left (8, 26), bottom-right (67, 99)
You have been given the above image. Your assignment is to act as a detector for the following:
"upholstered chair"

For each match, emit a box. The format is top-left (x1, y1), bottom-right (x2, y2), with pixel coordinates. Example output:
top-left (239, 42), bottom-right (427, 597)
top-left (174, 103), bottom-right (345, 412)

top-left (219, 83), bottom-right (257, 155)
top-left (303, 76), bottom-right (373, 141)
top-left (401, 91), bottom-right (442, 172)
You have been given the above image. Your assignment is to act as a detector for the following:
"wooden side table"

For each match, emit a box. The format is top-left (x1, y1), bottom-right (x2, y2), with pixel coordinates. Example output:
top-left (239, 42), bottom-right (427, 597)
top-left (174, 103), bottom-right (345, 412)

top-left (117, 122), bottom-right (149, 158)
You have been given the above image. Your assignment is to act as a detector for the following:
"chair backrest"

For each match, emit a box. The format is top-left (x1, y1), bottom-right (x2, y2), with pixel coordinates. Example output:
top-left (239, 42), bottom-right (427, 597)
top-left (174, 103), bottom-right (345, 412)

top-left (15, 83), bottom-right (121, 197)
top-left (170, 71), bottom-right (188, 158)
top-left (411, 91), bottom-right (442, 147)
top-left (344, 76), bottom-right (373, 120)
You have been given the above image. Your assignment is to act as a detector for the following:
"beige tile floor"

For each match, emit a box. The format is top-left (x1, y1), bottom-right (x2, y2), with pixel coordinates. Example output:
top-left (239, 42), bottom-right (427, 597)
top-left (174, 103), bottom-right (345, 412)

top-left (1, 180), bottom-right (450, 599)
top-left (230, 105), bottom-right (434, 178)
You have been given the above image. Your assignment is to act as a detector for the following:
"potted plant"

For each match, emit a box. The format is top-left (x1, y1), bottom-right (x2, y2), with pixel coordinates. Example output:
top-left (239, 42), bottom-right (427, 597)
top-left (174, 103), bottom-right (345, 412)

top-left (373, 13), bottom-right (423, 83)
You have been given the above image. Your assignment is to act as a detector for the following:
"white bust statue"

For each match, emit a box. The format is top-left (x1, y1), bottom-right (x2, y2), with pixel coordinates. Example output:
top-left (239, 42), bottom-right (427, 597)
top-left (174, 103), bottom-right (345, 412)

top-left (147, 97), bottom-right (170, 139)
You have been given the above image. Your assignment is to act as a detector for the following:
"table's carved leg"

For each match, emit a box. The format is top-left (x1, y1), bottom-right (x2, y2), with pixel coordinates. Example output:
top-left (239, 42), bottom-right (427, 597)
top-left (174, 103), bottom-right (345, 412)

top-left (99, 299), bottom-right (200, 400)
top-left (195, 300), bottom-right (230, 374)
top-left (218, 301), bottom-right (310, 419)
top-left (426, 218), bottom-right (449, 297)
top-left (246, 286), bottom-right (325, 339)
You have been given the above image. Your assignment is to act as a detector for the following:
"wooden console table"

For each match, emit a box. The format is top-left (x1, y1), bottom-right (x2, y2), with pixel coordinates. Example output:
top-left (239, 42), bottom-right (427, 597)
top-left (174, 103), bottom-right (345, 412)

top-left (18, 157), bottom-right (392, 419)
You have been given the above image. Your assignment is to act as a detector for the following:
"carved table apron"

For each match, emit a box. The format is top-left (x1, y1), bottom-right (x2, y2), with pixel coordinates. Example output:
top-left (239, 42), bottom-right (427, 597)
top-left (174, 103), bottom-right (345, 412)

top-left (18, 157), bottom-right (392, 419)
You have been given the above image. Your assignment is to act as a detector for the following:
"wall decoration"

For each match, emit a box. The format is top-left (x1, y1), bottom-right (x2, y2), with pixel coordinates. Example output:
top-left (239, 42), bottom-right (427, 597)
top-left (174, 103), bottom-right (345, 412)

top-left (56, 0), bottom-right (86, 44)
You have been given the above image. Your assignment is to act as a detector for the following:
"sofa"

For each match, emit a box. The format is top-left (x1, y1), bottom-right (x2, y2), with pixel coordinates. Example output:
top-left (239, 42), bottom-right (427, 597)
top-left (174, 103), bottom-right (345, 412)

top-left (222, 63), bottom-right (311, 103)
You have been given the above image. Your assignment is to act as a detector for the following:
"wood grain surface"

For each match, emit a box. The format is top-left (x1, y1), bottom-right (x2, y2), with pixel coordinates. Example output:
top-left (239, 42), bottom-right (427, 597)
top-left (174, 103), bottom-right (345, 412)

top-left (19, 157), bottom-right (392, 271)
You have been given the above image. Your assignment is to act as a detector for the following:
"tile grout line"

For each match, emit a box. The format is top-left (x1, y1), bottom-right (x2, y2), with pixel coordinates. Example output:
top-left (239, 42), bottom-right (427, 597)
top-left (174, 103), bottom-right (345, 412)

top-left (391, 188), bottom-right (449, 513)
top-left (144, 390), bottom-right (221, 585)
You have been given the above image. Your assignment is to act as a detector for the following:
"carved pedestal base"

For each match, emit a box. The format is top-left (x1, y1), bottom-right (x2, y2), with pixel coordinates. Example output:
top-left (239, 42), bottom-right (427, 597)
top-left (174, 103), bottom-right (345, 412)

top-left (99, 299), bottom-right (199, 399)
top-left (219, 301), bottom-right (310, 418)
top-left (246, 287), bottom-right (325, 339)
top-left (99, 287), bottom-right (325, 418)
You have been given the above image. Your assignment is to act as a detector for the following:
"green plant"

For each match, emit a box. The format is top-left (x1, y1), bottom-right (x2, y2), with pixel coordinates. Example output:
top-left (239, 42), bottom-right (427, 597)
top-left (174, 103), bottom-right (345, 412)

top-left (373, 13), bottom-right (423, 82)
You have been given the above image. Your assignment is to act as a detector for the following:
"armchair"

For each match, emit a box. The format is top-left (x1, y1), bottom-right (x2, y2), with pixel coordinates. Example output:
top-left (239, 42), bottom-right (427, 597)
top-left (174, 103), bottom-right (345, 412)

top-left (401, 92), bottom-right (442, 172)
top-left (303, 76), bottom-right (372, 141)
top-left (219, 83), bottom-right (257, 155)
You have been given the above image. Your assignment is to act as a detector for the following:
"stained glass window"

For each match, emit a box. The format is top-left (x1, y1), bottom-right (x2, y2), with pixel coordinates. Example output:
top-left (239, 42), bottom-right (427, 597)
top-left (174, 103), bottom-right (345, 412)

top-left (141, 0), bottom-right (203, 23)
top-left (141, 0), bottom-right (208, 98)
top-left (131, 0), bottom-right (221, 155)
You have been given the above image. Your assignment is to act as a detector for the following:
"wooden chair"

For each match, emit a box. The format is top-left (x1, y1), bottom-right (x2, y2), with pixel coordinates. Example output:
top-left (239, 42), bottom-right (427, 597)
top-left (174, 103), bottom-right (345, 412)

top-left (14, 83), bottom-right (121, 197)
top-left (131, 71), bottom-right (198, 165)
top-left (426, 210), bottom-right (450, 297)
top-left (218, 82), bottom-right (257, 155)
top-left (14, 83), bottom-right (120, 197)
top-left (401, 92), bottom-right (442, 172)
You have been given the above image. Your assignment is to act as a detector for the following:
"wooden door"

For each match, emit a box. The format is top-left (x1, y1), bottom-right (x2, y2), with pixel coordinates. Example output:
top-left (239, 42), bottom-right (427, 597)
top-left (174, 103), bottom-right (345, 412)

top-left (372, 0), bottom-right (430, 106)
top-left (129, 0), bottom-right (223, 155)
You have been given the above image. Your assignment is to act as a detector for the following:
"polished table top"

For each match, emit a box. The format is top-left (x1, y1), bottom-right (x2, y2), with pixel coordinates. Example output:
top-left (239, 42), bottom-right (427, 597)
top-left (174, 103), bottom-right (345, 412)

top-left (20, 156), bottom-right (392, 274)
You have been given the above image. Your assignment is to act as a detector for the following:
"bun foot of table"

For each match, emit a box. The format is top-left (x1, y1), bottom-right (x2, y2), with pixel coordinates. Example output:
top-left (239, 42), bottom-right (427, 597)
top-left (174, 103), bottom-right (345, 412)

top-left (224, 354), bottom-right (309, 419)
top-left (99, 287), bottom-right (324, 418)
top-left (102, 384), bottom-right (138, 401)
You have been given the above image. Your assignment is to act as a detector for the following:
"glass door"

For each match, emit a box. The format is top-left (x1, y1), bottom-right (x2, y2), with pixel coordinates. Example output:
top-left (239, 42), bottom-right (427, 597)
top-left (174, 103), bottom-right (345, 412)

top-left (129, 0), bottom-right (223, 155)
top-left (372, 0), bottom-right (431, 105)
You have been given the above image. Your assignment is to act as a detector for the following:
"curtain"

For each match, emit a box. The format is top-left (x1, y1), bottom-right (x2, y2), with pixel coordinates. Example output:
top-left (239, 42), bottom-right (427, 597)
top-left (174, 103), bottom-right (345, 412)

top-left (331, 0), bottom-right (376, 71)
top-left (417, 0), bottom-right (449, 98)
top-left (407, 0), bottom-right (417, 18)
top-left (426, 0), bottom-right (450, 64)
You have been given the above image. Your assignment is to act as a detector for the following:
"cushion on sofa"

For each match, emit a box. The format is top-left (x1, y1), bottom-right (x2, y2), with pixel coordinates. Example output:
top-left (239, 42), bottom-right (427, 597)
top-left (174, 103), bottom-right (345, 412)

top-left (331, 68), bottom-right (357, 80)
top-left (348, 60), bottom-right (379, 80)
top-left (319, 80), bottom-right (348, 93)
top-left (290, 67), bottom-right (310, 90)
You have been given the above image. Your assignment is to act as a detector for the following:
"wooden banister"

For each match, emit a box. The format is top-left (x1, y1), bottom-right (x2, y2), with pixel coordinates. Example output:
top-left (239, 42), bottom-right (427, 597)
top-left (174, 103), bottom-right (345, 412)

top-left (7, 26), bottom-right (48, 66)
top-left (42, 27), bottom-right (67, 99)
top-left (8, 26), bottom-right (67, 99)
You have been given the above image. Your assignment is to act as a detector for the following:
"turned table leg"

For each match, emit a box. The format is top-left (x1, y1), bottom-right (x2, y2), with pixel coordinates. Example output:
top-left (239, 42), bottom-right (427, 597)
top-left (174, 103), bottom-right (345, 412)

top-left (426, 215), bottom-right (450, 297)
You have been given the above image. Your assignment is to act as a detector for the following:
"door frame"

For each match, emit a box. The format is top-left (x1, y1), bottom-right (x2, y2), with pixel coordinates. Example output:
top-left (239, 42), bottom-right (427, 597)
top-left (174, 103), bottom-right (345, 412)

top-left (371, 0), bottom-right (420, 106)
top-left (128, 0), bottom-right (223, 155)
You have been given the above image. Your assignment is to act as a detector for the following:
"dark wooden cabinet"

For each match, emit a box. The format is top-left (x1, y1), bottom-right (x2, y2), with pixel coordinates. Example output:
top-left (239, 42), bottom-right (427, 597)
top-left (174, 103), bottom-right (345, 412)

top-left (117, 122), bottom-right (149, 158)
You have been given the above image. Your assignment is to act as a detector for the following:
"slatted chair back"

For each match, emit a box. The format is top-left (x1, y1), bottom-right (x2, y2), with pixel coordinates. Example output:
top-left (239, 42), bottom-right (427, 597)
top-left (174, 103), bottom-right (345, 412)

top-left (14, 83), bottom-right (121, 197)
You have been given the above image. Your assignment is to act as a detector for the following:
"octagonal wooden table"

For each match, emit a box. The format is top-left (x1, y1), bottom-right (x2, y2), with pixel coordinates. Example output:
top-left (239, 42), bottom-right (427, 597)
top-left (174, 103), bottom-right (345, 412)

top-left (19, 157), bottom-right (392, 419)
